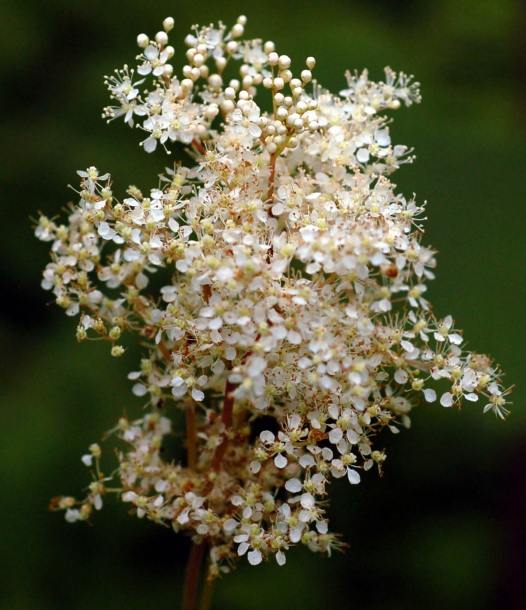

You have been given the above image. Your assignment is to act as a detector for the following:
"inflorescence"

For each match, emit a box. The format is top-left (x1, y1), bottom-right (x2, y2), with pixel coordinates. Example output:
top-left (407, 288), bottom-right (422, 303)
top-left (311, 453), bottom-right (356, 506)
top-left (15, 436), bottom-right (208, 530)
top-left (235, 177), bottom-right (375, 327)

top-left (37, 15), bottom-right (510, 578)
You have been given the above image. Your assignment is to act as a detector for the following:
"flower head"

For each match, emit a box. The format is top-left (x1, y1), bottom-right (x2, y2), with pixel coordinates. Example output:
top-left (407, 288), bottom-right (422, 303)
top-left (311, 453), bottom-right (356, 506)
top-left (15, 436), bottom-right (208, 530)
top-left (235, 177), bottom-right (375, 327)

top-left (38, 14), bottom-right (510, 579)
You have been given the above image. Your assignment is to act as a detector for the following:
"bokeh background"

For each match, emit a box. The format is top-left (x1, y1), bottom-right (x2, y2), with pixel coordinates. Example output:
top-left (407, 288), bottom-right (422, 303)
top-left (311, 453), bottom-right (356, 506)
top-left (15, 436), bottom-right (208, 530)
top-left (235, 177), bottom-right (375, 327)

top-left (1, 0), bottom-right (525, 608)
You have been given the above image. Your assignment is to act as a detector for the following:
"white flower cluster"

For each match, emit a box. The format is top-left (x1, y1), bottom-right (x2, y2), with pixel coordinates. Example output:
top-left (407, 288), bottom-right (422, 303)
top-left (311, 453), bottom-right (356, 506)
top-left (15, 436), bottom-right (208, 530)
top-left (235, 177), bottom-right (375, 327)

top-left (38, 16), bottom-right (510, 577)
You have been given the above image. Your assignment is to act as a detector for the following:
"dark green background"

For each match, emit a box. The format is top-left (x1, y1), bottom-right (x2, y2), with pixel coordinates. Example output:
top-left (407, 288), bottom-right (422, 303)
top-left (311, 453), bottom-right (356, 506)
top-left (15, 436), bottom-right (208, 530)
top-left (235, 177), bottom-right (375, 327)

top-left (1, 1), bottom-right (524, 608)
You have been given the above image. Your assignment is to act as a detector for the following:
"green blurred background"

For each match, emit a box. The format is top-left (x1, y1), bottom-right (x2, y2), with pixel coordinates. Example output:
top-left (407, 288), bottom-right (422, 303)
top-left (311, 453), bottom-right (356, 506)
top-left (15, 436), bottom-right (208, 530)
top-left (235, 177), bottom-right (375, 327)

top-left (1, 0), bottom-right (525, 608)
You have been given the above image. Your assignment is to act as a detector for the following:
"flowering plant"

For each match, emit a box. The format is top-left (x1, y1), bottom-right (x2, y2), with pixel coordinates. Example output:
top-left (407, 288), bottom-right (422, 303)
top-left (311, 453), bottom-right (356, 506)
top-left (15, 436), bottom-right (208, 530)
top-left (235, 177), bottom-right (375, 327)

top-left (36, 14), bottom-right (510, 609)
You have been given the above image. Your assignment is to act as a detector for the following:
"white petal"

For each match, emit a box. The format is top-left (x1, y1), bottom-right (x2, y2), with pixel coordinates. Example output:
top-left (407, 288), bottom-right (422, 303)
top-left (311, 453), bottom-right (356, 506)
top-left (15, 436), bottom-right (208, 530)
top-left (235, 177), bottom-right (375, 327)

top-left (423, 388), bottom-right (437, 403)
top-left (225, 346), bottom-right (237, 360)
top-left (347, 469), bottom-right (361, 485)
top-left (231, 495), bottom-right (244, 506)
top-left (274, 454), bottom-right (287, 469)
top-left (276, 551), bottom-right (286, 566)
top-left (65, 509), bottom-right (81, 523)
top-left (224, 519), bottom-right (238, 534)
top-left (260, 430), bottom-right (275, 444)
top-left (440, 392), bottom-right (453, 407)
top-left (171, 385), bottom-right (187, 398)
top-left (81, 454), bottom-right (93, 466)
top-left (132, 383), bottom-right (148, 396)
top-left (300, 493), bottom-right (315, 510)
top-left (279, 503), bottom-right (291, 517)
top-left (249, 123), bottom-right (262, 138)
top-left (288, 414), bottom-right (302, 429)
top-left (401, 340), bottom-right (414, 352)
top-left (238, 542), bottom-right (249, 556)
top-left (285, 478), bottom-right (303, 493)
top-left (346, 430), bottom-right (359, 444)
top-left (124, 248), bottom-right (140, 262)
top-left (248, 549), bottom-right (263, 565)
top-left (250, 460), bottom-right (261, 473)
top-left (155, 479), bottom-right (168, 493)
top-left (66, 303), bottom-right (79, 316)
top-left (191, 388), bottom-right (205, 402)
top-left (290, 527), bottom-right (302, 543)
top-left (316, 520), bottom-right (328, 534)
top-left (209, 317), bottom-right (223, 330)
top-left (299, 455), bottom-right (316, 468)
top-left (328, 428), bottom-right (343, 444)
top-left (328, 405), bottom-right (339, 419)
top-left (288, 330), bottom-right (302, 345)
top-left (395, 369), bottom-right (408, 384)
top-left (144, 45), bottom-right (158, 60)
top-left (171, 375), bottom-right (185, 387)
top-left (143, 137), bottom-right (157, 153)
top-left (168, 217), bottom-right (179, 231)
top-left (357, 148), bottom-right (370, 163)
top-left (321, 447), bottom-right (334, 461)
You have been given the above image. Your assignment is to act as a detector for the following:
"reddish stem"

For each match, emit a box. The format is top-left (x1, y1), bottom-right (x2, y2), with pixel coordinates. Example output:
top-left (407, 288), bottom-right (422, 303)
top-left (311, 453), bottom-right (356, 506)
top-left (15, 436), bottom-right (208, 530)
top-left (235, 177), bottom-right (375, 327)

top-left (182, 541), bottom-right (207, 610)
top-left (187, 404), bottom-right (197, 471)
top-left (266, 153), bottom-right (277, 209)
top-left (191, 139), bottom-right (207, 155)
top-left (158, 339), bottom-right (173, 362)
top-left (211, 378), bottom-right (237, 471)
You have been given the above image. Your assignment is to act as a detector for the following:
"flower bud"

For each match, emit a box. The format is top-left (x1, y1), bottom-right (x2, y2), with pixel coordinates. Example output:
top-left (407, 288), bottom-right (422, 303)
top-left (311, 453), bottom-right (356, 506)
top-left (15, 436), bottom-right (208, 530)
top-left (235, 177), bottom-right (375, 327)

top-left (137, 34), bottom-right (149, 48)
top-left (163, 17), bottom-right (174, 32)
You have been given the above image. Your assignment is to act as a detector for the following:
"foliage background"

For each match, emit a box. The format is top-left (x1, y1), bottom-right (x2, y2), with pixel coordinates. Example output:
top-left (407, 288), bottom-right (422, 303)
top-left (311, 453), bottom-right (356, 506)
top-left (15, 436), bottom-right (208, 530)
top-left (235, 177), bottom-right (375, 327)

top-left (1, 0), bottom-right (524, 608)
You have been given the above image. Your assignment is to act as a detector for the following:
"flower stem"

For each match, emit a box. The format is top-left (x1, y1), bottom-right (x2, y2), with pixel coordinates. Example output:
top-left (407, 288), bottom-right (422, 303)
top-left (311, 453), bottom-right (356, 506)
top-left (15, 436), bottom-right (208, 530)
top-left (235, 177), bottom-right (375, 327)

top-left (198, 576), bottom-right (214, 610)
top-left (211, 378), bottom-right (236, 471)
top-left (182, 540), bottom-right (207, 610)
top-left (191, 138), bottom-right (207, 155)
top-left (187, 404), bottom-right (197, 471)
top-left (266, 152), bottom-right (277, 208)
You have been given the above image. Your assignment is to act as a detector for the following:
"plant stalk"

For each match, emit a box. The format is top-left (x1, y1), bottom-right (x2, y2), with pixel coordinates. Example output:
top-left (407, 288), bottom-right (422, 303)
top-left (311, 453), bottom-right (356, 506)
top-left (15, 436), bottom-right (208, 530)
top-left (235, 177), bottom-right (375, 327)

top-left (182, 540), bottom-right (207, 610)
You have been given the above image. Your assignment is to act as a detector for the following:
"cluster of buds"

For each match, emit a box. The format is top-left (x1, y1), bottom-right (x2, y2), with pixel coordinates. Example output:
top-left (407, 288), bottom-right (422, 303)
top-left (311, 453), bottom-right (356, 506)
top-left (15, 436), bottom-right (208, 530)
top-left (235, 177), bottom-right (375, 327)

top-left (36, 16), bottom-right (510, 578)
